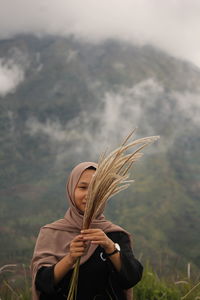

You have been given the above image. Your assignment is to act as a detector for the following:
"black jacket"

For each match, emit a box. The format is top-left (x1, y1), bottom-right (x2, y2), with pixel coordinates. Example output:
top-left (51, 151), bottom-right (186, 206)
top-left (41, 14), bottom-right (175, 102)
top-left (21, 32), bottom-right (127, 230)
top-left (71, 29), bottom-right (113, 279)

top-left (35, 231), bottom-right (143, 300)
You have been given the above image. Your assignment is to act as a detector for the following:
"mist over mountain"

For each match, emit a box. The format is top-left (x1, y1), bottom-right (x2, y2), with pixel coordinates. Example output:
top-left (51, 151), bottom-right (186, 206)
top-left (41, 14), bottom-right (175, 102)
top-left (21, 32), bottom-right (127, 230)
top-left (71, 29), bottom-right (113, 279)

top-left (0, 35), bottom-right (200, 273)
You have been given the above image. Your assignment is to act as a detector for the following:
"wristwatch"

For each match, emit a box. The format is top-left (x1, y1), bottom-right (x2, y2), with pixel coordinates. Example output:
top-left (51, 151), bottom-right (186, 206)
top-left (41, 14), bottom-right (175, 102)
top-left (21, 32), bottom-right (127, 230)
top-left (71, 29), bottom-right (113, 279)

top-left (105, 243), bottom-right (121, 257)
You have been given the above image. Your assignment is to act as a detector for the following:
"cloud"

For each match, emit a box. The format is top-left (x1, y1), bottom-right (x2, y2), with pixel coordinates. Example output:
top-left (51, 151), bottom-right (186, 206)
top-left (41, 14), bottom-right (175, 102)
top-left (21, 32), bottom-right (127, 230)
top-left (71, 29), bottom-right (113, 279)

top-left (27, 117), bottom-right (81, 143)
top-left (95, 79), bottom-right (163, 146)
top-left (0, 0), bottom-right (200, 67)
top-left (26, 114), bottom-right (91, 165)
top-left (0, 58), bottom-right (24, 97)
top-left (172, 91), bottom-right (200, 126)
top-left (26, 78), bottom-right (200, 165)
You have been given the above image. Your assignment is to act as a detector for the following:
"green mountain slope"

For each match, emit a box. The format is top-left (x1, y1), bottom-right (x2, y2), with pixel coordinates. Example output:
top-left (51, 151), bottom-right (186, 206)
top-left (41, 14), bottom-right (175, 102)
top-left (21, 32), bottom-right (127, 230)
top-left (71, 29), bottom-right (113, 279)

top-left (0, 35), bottom-right (199, 273)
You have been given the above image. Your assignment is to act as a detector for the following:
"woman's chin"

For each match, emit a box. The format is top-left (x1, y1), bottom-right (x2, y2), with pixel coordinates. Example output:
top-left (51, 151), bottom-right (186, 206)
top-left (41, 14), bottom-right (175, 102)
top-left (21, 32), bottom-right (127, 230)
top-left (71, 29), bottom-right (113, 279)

top-left (80, 206), bottom-right (86, 214)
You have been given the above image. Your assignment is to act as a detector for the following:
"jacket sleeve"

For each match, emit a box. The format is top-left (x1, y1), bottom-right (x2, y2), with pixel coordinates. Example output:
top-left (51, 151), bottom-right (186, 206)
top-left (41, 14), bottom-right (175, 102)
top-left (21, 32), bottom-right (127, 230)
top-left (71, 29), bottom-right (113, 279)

top-left (107, 231), bottom-right (143, 289)
top-left (35, 265), bottom-right (73, 296)
top-left (35, 265), bottom-right (57, 295)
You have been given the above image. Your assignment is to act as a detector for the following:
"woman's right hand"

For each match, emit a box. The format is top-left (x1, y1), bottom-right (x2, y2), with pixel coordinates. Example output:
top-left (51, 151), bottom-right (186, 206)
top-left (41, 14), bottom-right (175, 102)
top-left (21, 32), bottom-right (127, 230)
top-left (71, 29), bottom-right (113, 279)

top-left (54, 235), bottom-right (85, 284)
top-left (68, 235), bottom-right (85, 264)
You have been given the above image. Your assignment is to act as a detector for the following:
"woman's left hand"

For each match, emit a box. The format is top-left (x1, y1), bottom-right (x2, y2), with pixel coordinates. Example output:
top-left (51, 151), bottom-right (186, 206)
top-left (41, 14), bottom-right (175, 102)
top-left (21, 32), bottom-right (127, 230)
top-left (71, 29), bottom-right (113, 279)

top-left (80, 229), bottom-right (115, 254)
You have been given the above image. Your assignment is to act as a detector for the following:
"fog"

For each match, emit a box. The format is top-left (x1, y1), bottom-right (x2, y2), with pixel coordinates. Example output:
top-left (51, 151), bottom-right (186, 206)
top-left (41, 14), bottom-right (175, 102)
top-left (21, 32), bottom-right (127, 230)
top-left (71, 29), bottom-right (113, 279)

top-left (0, 0), bottom-right (200, 67)
top-left (0, 58), bottom-right (24, 96)
top-left (26, 78), bottom-right (200, 165)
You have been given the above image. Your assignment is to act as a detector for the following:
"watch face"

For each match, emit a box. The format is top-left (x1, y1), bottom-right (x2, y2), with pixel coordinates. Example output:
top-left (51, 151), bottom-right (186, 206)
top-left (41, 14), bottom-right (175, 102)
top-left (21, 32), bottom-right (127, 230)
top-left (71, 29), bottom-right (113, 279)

top-left (115, 243), bottom-right (120, 251)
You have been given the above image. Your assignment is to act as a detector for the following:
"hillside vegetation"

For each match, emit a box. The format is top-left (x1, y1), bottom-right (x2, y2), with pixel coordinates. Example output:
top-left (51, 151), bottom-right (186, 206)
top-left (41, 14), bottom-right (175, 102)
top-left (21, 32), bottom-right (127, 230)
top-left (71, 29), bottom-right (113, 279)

top-left (0, 35), bottom-right (200, 275)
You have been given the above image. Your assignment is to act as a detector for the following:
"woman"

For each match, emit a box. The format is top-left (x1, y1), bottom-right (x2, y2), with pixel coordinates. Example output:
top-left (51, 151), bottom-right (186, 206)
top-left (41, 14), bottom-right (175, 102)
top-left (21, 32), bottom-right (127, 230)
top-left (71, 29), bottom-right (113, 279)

top-left (31, 162), bottom-right (143, 300)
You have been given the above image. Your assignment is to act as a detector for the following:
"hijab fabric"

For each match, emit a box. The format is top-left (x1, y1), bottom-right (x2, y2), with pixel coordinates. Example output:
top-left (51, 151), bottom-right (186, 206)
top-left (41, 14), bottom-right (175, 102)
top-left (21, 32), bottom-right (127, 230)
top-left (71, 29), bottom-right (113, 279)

top-left (31, 162), bottom-right (132, 300)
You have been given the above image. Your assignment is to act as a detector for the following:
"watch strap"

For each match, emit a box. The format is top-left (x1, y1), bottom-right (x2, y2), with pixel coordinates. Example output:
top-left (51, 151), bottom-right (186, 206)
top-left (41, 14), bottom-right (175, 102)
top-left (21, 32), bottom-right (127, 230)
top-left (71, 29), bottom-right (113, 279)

top-left (105, 243), bottom-right (120, 257)
top-left (105, 248), bottom-right (119, 257)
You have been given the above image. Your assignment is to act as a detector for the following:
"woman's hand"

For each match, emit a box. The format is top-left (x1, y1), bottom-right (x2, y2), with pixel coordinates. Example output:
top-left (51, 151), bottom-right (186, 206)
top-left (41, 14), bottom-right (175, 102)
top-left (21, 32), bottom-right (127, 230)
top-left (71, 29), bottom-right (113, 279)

top-left (68, 235), bottom-right (86, 264)
top-left (81, 229), bottom-right (115, 254)
top-left (80, 229), bottom-right (122, 272)
top-left (54, 235), bottom-right (85, 284)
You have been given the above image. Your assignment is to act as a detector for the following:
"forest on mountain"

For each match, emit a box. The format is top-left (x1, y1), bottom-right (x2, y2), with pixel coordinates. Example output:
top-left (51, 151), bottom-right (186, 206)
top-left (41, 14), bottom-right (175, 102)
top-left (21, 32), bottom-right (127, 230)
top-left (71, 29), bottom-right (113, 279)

top-left (0, 35), bottom-right (200, 278)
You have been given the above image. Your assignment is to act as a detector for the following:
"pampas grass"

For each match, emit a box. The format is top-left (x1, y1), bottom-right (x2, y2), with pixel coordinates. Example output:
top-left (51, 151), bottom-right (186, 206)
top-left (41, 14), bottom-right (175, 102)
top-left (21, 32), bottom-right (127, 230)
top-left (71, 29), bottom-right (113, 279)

top-left (67, 130), bottom-right (160, 300)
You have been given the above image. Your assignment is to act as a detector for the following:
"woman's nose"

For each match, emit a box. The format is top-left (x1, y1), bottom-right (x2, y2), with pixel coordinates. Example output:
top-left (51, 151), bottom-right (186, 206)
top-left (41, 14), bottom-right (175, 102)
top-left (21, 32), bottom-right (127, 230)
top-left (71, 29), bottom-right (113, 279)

top-left (84, 190), bottom-right (88, 199)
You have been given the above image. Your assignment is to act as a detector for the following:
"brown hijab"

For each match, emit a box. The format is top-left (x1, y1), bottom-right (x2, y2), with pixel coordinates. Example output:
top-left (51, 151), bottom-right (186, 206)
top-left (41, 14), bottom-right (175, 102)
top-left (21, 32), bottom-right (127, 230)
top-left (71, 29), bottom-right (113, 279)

top-left (31, 162), bottom-right (132, 300)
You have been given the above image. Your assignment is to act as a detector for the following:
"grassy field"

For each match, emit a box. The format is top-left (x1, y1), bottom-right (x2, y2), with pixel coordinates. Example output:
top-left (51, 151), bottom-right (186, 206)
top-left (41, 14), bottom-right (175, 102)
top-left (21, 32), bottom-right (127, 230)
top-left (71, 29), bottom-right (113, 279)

top-left (0, 263), bottom-right (200, 300)
top-left (134, 263), bottom-right (200, 300)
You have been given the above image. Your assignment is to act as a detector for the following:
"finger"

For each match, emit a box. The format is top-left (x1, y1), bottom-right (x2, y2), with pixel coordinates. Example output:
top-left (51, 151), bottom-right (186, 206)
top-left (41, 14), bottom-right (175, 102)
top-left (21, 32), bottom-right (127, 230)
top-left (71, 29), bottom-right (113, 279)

top-left (73, 235), bottom-right (84, 241)
top-left (82, 233), bottom-right (106, 241)
top-left (71, 247), bottom-right (85, 253)
top-left (82, 235), bottom-right (104, 241)
top-left (90, 240), bottom-right (104, 244)
top-left (70, 244), bottom-right (85, 251)
top-left (71, 241), bottom-right (85, 247)
top-left (81, 229), bottom-right (102, 234)
top-left (70, 251), bottom-right (84, 258)
top-left (71, 242), bottom-right (85, 249)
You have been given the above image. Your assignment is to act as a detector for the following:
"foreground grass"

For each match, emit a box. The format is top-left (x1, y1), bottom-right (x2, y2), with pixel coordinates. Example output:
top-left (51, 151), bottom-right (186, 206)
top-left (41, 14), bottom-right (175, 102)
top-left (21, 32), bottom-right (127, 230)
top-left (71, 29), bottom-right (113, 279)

top-left (0, 263), bottom-right (200, 299)
top-left (0, 264), bottom-right (31, 300)
top-left (133, 263), bottom-right (200, 300)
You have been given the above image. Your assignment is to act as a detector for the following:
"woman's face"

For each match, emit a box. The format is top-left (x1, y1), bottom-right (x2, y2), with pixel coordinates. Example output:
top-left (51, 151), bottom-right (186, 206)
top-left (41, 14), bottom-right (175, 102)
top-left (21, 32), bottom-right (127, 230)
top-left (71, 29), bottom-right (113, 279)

top-left (74, 168), bottom-right (95, 213)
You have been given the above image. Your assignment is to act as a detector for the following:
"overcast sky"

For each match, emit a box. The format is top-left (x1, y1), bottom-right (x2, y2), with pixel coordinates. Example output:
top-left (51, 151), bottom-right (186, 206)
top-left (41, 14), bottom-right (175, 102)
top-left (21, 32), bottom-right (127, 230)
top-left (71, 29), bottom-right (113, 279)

top-left (0, 0), bottom-right (200, 67)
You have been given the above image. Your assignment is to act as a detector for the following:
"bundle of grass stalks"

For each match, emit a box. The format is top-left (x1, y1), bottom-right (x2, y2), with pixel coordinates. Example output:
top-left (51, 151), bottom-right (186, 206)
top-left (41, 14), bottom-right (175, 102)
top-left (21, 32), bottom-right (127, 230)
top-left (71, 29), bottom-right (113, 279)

top-left (67, 130), bottom-right (160, 300)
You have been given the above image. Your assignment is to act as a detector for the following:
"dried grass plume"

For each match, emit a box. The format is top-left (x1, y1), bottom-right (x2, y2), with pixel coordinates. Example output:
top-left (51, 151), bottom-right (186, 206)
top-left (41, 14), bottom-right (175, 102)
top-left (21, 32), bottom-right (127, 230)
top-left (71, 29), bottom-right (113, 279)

top-left (83, 130), bottom-right (160, 229)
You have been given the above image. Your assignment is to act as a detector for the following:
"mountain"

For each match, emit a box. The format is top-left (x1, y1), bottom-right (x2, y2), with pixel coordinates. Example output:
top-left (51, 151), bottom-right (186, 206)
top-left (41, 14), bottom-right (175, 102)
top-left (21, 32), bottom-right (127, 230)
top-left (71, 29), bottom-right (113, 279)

top-left (0, 35), bottom-right (200, 274)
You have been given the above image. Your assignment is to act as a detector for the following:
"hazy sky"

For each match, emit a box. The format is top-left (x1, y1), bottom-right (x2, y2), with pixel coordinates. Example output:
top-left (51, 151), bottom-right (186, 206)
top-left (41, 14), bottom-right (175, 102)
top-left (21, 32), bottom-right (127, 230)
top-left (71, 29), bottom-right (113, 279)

top-left (0, 0), bottom-right (200, 67)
